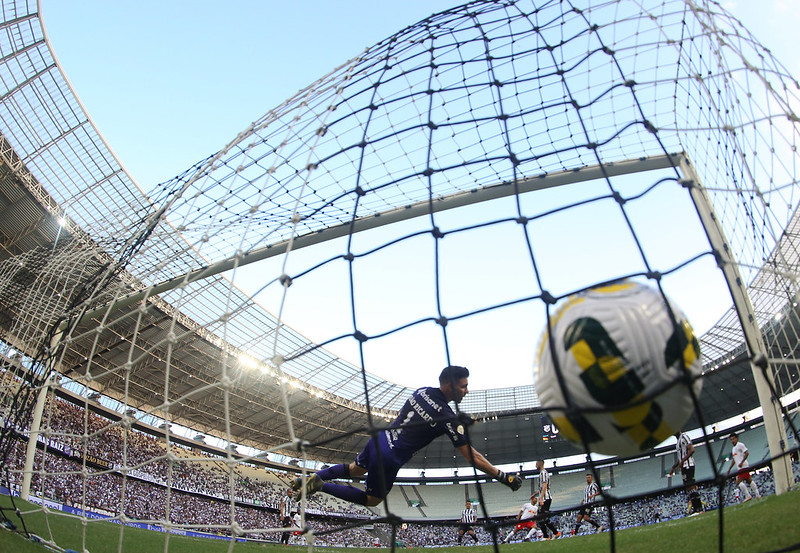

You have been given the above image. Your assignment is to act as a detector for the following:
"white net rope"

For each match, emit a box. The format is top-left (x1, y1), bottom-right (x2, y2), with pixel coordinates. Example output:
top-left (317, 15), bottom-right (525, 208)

top-left (0, 0), bottom-right (798, 551)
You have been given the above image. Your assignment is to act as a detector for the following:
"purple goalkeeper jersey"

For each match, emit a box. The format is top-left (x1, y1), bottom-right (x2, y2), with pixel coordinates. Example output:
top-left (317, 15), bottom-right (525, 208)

top-left (384, 386), bottom-right (468, 464)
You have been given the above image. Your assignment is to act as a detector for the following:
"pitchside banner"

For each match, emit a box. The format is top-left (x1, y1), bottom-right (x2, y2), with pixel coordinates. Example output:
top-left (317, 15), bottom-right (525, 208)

top-left (2, 420), bottom-right (116, 470)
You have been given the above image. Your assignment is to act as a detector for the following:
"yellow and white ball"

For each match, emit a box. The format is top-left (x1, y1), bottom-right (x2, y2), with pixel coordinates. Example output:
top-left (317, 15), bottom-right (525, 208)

top-left (534, 280), bottom-right (702, 456)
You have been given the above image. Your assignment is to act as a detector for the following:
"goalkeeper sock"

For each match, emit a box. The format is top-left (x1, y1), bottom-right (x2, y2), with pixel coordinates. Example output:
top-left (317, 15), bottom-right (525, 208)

top-left (316, 463), bottom-right (350, 481)
top-left (321, 482), bottom-right (368, 505)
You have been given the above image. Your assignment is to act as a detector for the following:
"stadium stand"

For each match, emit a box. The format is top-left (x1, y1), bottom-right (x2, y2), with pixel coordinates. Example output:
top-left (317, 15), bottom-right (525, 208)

top-left (2, 370), bottom-right (797, 544)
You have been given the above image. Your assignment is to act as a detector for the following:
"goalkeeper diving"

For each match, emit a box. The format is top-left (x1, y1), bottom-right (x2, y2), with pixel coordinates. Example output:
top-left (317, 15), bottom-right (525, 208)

top-left (293, 365), bottom-right (522, 506)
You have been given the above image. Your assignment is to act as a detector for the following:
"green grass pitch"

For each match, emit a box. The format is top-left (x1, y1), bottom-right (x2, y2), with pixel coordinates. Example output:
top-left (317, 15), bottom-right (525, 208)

top-left (1, 491), bottom-right (799, 553)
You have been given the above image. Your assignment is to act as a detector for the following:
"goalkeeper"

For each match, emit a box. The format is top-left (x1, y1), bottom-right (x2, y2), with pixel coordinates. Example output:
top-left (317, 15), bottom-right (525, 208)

top-left (293, 365), bottom-right (522, 506)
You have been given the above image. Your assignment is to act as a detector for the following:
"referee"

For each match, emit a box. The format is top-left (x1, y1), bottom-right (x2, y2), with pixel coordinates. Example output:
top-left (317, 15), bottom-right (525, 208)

top-left (457, 500), bottom-right (479, 544)
top-left (280, 488), bottom-right (296, 545)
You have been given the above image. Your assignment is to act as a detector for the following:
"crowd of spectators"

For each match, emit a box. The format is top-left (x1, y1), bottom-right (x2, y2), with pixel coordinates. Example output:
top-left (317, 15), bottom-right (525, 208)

top-left (4, 439), bottom-right (378, 545)
top-left (3, 396), bottom-right (379, 544)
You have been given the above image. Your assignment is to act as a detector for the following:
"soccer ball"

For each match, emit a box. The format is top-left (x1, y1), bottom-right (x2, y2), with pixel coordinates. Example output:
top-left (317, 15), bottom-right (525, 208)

top-left (534, 280), bottom-right (702, 456)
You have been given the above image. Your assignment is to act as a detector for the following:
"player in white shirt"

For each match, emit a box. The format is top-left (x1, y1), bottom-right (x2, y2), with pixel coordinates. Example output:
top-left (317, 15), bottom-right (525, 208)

top-left (289, 511), bottom-right (305, 545)
top-left (727, 433), bottom-right (761, 501)
top-left (502, 494), bottom-right (544, 543)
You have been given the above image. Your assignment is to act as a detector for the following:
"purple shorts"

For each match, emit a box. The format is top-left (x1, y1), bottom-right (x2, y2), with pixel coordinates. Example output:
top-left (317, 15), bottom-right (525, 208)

top-left (355, 432), bottom-right (403, 499)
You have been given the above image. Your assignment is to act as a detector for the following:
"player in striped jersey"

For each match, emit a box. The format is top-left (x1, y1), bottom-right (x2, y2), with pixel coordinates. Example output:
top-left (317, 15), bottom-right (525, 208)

top-left (572, 473), bottom-right (603, 535)
top-left (669, 430), bottom-right (704, 514)
top-left (457, 500), bottom-right (479, 544)
top-left (536, 459), bottom-right (561, 539)
top-left (280, 488), bottom-right (296, 545)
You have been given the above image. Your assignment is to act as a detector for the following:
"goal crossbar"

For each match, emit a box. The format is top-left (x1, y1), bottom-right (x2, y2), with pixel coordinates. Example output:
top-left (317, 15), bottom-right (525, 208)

top-left (66, 153), bottom-right (682, 329)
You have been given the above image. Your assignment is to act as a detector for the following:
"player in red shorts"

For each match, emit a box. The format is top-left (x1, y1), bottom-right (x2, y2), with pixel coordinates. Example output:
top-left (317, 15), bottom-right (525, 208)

top-left (502, 494), bottom-right (543, 542)
top-left (727, 433), bottom-right (761, 501)
top-left (289, 511), bottom-right (305, 545)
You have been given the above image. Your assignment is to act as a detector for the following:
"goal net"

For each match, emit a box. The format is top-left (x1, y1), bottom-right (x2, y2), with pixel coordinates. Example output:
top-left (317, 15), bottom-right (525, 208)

top-left (0, 0), bottom-right (798, 551)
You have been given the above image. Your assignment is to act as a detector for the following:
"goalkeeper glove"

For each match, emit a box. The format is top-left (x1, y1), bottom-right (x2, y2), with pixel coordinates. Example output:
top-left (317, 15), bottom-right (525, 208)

top-left (496, 470), bottom-right (522, 491)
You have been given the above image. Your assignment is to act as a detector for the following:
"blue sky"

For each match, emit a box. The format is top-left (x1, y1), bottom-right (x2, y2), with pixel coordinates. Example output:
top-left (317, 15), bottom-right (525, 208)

top-left (41, 1), bottom-right (798, 194)
top-left (41, 1), bottom-right (456, 192)
top-left (40, 1), bottom-right (800, 391)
